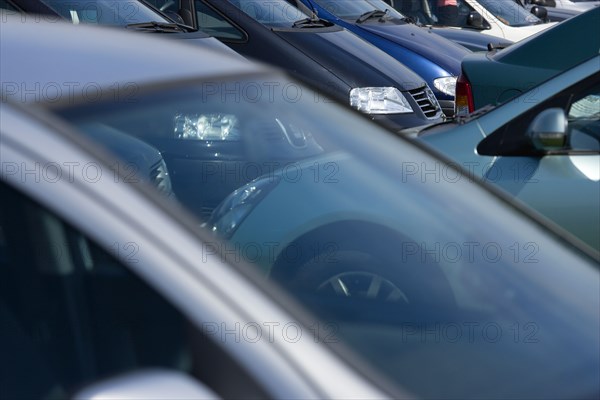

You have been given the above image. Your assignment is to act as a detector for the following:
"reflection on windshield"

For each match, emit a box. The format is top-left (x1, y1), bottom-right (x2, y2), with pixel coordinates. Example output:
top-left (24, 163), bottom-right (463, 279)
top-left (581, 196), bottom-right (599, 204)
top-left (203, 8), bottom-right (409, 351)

top-left (56, 74), bottom-right (599, 400)
top-left (229, 0), bottom-right (309, 27)
top-left (313, 0), bottom-right (406, 19)
top-left (40, 0), bottom-right (169, 25)
top-left (478, 0), bottom-right (541, 25)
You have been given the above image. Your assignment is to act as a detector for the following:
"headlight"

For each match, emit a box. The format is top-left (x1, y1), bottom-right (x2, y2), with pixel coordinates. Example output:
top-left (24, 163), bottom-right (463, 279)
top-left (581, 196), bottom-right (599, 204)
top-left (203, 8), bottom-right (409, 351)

top-left (174, 113), bottom-right (241, 141)
top-left (150, 159), bottom-right (173, 197)
top-left (349, 87), bottom-right (413, 114)
top-left (433, 77), bottom-right (457, 97)
top-left (209, 175), bottom-right (280, 239)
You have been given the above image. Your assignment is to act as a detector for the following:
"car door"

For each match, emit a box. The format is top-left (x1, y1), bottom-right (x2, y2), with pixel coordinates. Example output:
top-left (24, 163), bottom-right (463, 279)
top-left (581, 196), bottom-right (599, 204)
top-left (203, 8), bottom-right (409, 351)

top-left (476, 68), bottom-right (600, 250)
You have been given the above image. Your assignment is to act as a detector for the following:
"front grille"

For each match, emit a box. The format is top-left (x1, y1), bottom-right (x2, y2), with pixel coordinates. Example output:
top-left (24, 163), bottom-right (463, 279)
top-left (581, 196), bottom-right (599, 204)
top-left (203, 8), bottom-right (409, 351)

top-left (150, 159), bottom-right (173, 196)
top-left (409, 86), bottom-right (442, 119)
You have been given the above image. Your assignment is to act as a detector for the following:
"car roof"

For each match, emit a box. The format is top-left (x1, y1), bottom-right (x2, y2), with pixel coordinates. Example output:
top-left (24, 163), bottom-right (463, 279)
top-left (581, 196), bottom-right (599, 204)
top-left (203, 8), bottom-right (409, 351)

top-left (492, 7), bottom-right (600, 68)
top-left (0, 12), bottom-right (266, 105)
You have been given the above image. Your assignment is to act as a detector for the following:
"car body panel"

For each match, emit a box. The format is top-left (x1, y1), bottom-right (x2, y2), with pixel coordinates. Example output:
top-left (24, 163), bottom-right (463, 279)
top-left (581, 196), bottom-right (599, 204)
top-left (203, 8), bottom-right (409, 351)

top-left (462, 7), bottom-right (600, 110)
top-left (419, 56), bottom-right (600, 250)
top-left (462, 0), bottom-right (556, 41)
top-left (299, 0), bottom-right (471, 115)
top-left (196, 0), bottom-right (443, 129)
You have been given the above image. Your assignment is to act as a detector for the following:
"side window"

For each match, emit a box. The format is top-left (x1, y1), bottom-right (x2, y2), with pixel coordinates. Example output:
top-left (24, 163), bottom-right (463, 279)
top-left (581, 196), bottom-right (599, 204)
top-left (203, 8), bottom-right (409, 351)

top-left (0, 181), bottom-right (265, 399)
top-left (195, 1), bottom-right (245, 41)
top-left (478, 72), bottom-right (600, 155)
top-left (567, 85), bottom-right (600, 151)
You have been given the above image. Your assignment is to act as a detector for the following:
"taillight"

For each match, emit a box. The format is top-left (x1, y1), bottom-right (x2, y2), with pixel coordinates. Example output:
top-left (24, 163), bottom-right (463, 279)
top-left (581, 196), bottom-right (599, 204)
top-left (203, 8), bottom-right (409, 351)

top-left (455, 73), bottom-right (474, 117)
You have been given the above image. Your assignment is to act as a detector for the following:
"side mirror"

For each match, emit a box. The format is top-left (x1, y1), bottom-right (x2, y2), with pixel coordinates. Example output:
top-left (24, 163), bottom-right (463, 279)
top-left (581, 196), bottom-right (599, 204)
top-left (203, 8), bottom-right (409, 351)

top-left (74, 369), bottom-right (221, 400)
top-left (530, 5), bottom-right (548, 20)
top-left (466, 11), bottom-right (484, 29)
top-left (527, 108), bottom-right (569, 151)
top-left (163, 10), bottom-right (186, 24)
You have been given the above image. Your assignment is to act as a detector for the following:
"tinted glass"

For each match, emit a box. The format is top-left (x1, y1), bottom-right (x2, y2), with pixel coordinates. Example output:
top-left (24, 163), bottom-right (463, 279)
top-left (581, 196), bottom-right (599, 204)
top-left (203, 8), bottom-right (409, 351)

top-left (477, 0), bottom-right (541, 26)
top-left (227, 0), bottom-right (309, 27)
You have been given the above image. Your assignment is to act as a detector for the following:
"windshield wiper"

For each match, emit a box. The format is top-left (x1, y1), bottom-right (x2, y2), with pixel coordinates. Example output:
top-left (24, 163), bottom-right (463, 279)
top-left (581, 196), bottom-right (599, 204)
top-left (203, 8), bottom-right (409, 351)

top-left (356, 9), bottom-right (389, 23)
top-left (292, 17), bottom-right (333, 28)
top-left (126, 21), bottom-right (185, 33)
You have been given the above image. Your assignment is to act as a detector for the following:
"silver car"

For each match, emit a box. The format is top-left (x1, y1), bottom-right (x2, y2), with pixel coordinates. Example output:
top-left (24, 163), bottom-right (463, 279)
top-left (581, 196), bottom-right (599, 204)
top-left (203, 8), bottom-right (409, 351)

top-left (1, 14), bottom-right (599, 400)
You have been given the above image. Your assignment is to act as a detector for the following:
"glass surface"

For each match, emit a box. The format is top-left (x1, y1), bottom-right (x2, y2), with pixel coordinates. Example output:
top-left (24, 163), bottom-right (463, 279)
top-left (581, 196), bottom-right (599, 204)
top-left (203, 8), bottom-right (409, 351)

top-left (54, 73), bottom-right (600, 399)
top-left (227, 0), bottom-right (311, 27)
top-left (39, 0), bottom-right (169, 25)
top-left (313, 0), bottom-right (406, 19)
top-left (477, 0), bottom-right (541, 25)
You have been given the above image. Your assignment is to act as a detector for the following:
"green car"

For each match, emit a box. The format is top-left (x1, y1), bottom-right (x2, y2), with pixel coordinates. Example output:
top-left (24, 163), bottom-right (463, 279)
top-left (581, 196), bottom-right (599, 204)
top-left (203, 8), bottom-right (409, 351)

top-left (455, 7), bottom-right (600, 116)
top-left (417, 55), bottom-right (599, 251)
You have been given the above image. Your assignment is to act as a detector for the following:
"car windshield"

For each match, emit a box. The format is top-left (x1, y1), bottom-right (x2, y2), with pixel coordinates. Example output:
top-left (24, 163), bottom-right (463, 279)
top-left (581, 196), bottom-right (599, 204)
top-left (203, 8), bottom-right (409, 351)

top-left (478, 0), bottom-right (541, 26)
top-left (39, 0), bottom-right (170, 25)
top-left (312, 0), bottom-right (406, 19)
top-left (55, 74), bottom-right (599, 400)
top-left (227, 0), bottom-right (312, 28)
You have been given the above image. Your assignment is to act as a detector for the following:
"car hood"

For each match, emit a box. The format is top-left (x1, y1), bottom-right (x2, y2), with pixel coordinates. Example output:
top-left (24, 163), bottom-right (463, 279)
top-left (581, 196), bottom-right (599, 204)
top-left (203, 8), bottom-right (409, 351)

top-left (164, 31), bottom-right (247, 60)
top-left (430, 27), bottom-right (512, 52)
top-left (273, 27), bottom-right (426, 90)
top-left (354, 22), bottom-right (469, 74)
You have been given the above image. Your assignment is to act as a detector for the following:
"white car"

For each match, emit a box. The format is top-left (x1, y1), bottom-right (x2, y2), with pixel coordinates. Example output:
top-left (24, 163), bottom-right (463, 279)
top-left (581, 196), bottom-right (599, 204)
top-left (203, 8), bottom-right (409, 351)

top-left (551, 0), bottom-right (600, 11)
top-left (461, 0), bottom-right (556, 41)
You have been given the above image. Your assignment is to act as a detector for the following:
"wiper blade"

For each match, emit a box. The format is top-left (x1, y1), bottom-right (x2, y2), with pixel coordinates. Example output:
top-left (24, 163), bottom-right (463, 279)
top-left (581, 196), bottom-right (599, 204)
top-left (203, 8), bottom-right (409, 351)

top-left (292, 17), bottom-right (333, 28)
top-left (356, 9), bottom-right (389, 23)
top-left (126, 21), bottom-right (185, 33)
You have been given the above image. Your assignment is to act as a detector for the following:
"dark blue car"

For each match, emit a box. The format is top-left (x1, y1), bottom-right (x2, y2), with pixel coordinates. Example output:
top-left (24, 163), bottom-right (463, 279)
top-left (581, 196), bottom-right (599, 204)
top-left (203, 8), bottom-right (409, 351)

top-left (294, 0), bottom-right (471, 116)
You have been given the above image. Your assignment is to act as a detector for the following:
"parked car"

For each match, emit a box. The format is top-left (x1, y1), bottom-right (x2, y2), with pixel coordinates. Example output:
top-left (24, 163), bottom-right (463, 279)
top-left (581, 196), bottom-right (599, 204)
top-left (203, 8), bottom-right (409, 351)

top-left (413, 55), bottom-right (600, 250)
top-left (291, 0), bottom-right (471, 116)
top-left (386, 0), bottom-right (567, 33)
top-left (386, 0), bottom-right (556, 41)
top-left (515, 0), bottom-right (581, 21)
top-left (455, 7), bottom-right (600, 115)
top-left (1, 7), bottom-right (438, 222)
top-left (3, 13), bottom-right (599, 400)
top-left (0, 0), bottom-right (244, 56)
top-left (152, 0), bottom-right (443, 129)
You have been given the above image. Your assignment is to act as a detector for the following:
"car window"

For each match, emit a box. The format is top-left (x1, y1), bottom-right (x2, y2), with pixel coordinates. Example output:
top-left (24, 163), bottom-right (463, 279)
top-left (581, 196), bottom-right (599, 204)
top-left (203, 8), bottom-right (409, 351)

top-left (0, 180), bottom-right (267, 399)
top-left (52, 73), bottom-right (600, 399)
top-left (478, 71), bottom-right (600, 154)
top-left (38, 0), bottom-right (170, 25)
top-left (477, 0), bottom-right (541, 26)
top-left (195, 1), bottom-right (245, 39)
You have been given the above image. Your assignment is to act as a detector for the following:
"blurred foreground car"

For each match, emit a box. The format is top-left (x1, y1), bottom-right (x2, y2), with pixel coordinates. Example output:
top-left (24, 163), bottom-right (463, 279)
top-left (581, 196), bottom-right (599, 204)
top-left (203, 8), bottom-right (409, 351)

top-left (416, 55), bottom-right (600, 250)
top-left (0, 17), bottom-right (391, 400)
top-left (2, 14), bottom-right (599, 400)
top-left (455, 7), bottom-right (600, 115)
top-left (154, 0), bottom-right (443, 129)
